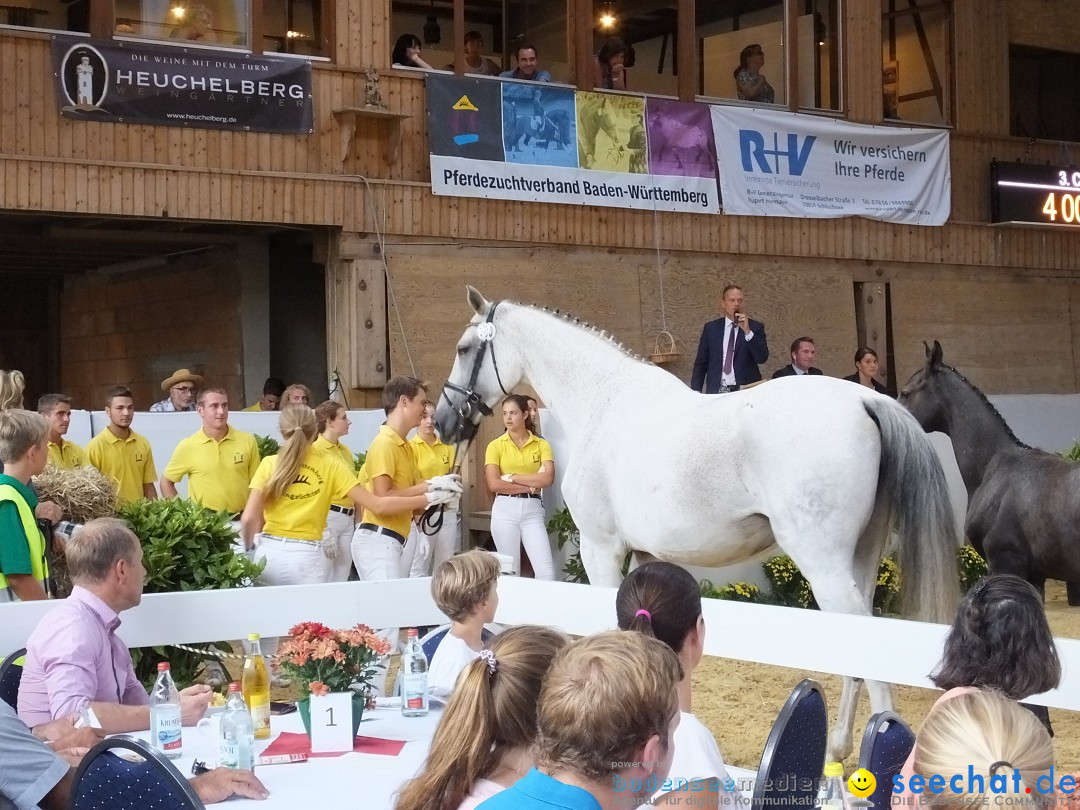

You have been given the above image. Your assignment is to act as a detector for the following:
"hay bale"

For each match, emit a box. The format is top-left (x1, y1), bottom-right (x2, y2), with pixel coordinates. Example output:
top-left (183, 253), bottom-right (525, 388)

top-left (33, 465), bottom-right (119, 523)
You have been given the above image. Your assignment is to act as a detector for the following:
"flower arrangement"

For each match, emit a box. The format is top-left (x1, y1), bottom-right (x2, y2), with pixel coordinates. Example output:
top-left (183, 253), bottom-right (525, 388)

top-left (700, 579), bottom-right (766, 603)
top-left (275, 621), bottom-right (392, 698)
top-left (956, 545), bottom-right (988, 593)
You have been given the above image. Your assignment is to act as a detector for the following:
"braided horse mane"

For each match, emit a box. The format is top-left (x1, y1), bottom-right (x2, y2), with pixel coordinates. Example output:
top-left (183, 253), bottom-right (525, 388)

top-left (934, 361), bottom-right (1030, 450)
top-left (512, 300), bottom-right (648, 364)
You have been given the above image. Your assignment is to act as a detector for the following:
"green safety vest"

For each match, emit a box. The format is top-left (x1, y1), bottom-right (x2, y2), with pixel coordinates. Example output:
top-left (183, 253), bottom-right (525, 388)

top-left (0, 483), bottom-right (48, 596)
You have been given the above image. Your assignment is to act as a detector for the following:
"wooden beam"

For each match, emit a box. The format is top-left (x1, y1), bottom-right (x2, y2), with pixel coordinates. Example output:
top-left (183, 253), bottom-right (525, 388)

top-left (784, 0), bottom-right (798, 111)
top-left (677, 0), bottom-right (696, 101)
top-left (454, 0), bottom-right (465, 75)
top-left (89, 0), bottom-right (111, 39)
top-left (573, 0), bottom-right (593, 90)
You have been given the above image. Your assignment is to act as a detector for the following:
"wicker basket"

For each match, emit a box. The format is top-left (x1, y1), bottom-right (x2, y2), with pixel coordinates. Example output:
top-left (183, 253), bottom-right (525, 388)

top-left (649, 330), bottom-right (682, 365)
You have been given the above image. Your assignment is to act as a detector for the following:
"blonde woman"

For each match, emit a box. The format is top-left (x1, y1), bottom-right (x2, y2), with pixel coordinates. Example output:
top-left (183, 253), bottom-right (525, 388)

top-left (485, 394), bottom-right (555, 579)
top-left (394, 625), bottom-right (570, 810)
top-left (240, 406), bottom-right (458, 660)
top-left (313, 400), bottom-right (356, 582)
top-left (401, 402), bottom-right (458, 578)
top-left (911, 690), bottom-right (1053, 806)
top-left (0, 370), bottom-right (25, 410)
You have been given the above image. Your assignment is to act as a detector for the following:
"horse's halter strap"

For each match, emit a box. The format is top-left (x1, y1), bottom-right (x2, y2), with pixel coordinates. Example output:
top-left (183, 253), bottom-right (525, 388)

top-left (440, 301), bottom-right (510, 425)
top-left (424, 303), bottom-right (510, 538)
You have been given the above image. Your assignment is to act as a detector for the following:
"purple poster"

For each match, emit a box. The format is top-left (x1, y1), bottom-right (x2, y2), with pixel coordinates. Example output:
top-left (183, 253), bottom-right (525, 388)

top-left (646, 99), bottom-right (717, 178)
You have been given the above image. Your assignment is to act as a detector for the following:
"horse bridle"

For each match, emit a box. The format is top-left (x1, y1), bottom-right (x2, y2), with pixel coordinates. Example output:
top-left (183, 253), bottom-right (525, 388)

top-left (421, 302), bottom-right (510, 537)
top-left (439, 301), bottom-right (511, 438)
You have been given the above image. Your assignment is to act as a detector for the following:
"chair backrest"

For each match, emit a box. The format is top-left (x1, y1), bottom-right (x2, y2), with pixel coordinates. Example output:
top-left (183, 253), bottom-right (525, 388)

top-left (0, 647), bottom-right (26, 710)
top-left (70, 735), bottom-right (206, 810)
top-left (858, 710), bottom-right (916, 810)
top-left (419, 625), bottom-right (452, 662)
top-left (752, 678), bottom-right (828, 810)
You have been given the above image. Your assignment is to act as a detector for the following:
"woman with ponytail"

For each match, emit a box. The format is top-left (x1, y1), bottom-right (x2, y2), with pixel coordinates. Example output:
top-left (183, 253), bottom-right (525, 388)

top-left (616, 561), bottom-right (741, 806)
top-left (394, 625), bottom-right (569, 810)
top-left (240, 406), bottom-right (458, 662)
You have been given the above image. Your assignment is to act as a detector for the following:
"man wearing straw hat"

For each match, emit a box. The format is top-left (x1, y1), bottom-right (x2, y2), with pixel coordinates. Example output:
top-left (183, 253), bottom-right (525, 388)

top-left (149, 368), bottom-right (202, 413)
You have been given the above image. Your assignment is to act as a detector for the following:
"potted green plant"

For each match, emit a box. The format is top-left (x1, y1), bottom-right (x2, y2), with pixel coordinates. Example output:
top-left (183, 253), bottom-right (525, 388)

top-left (275, 621), bottom-right (392, 739)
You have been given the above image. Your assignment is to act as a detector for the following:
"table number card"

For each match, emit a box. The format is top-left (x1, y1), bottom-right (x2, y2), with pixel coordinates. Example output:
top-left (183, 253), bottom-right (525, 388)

top-left (309, 693), bottom-right (355, 753)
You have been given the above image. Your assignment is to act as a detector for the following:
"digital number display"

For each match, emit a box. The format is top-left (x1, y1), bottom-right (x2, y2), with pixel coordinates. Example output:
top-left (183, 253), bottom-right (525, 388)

top-left (991, 161), bottom-right (1080, 226)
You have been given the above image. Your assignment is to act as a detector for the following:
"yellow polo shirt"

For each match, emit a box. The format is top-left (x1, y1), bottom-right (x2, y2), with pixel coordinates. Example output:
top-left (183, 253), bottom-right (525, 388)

top-left (409, 434), bottom-right (455, 480)
top-left (241, 403), bottom-right (263, 412)
top-left (360, 424), bottom-right (420, 538)
top-left (47, 439), bottom-right (86, 470)
top-left (313, 435), bottom-right (355, 508)
top-left (163, 427), bottom-right (260, 513)
top-left (250, 448), bottom-right (360, 541)
top-left (86, 428), bottom-right (157, 505)
top-left (485, 431), bottom-right (553, 476)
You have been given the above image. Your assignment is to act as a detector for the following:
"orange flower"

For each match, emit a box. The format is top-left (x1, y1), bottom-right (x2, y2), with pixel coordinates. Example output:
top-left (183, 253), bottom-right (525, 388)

top-left (309, 681), bottom-right (330, 697)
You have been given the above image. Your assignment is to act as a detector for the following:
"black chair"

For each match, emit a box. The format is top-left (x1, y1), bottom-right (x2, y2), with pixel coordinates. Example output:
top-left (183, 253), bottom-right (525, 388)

top-left (69, 735), bottom-right (205, 810)
top-left (858, 710), bottom-right (915, 810)
top-left (752, 678), bottom-right (828, 810)
top-left (0, 647), bottom-right (26, 710)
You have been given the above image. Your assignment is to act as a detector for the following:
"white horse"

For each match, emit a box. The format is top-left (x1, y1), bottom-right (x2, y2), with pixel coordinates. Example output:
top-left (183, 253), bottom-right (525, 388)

top-left (435, 287), bottom-right (960, 759)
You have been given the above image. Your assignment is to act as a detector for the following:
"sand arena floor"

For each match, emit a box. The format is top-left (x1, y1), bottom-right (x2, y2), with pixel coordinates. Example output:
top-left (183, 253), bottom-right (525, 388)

top-left (690, 580), bottom-right (1080, 772)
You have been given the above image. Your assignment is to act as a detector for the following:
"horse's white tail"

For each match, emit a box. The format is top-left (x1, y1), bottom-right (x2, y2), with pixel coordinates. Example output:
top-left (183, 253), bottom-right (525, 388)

top-left (865, 398), bottom-right (961, 623)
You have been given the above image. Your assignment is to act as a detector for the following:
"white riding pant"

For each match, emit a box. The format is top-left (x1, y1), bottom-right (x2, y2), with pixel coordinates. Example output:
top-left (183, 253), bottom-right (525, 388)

top-left (321, 508), bottom-right (355, 582)
top-left (490, 495), bottom-right (554, 580)
top-left (252, 533), bottom-right (331, 659)
top-left (400, 510), bottom-right (460, 578)
top-left (351, 526), bottom-right (405, 694)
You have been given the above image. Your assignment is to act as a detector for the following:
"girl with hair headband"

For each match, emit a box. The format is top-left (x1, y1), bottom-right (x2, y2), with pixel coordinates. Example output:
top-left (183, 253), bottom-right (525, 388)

top-left (394, 625), bottom-right (570, 810)
top-left (616, 561), bottom-right (741, 806)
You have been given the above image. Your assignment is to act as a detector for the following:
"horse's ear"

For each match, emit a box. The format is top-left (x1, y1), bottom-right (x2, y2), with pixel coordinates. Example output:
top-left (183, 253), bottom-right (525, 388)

top-left (929, 340), bottom-right (944, 367)
top-left (466, 285), bottom-right (490, 316)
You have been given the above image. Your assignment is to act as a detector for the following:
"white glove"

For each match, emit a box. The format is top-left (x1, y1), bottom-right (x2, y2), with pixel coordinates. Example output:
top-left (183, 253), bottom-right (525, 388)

top-left (426, 474), bottom-right (462, 494)
top-left (426, 489), bottom-right (460, 508)
top-left (412, 533), bottom-right (431, 564)
top-left (500, 473), bottom-right (514, 483)
top-left (321, 538), bottom-right (340, 560)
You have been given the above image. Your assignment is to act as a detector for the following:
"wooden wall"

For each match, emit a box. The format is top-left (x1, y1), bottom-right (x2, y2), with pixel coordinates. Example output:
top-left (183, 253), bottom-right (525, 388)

top-left (59, 252), bottom-right (245, 409)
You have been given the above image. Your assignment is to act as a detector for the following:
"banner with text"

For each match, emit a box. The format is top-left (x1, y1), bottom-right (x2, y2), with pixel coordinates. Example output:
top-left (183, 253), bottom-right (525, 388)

top-left (710, 106), bottom-right (950, 225)
top-left (51, 36), bottom-right (313, 134)
top-left (427, 75), bottom-right (720, 215)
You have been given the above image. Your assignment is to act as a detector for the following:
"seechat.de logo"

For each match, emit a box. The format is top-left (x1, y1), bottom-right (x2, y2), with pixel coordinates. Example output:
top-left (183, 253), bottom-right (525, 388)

top-left (739, 130), bottom-right (817, 176)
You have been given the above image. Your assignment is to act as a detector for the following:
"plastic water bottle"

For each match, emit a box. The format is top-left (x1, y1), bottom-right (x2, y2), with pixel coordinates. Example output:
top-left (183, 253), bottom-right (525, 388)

top-left (219, 682), bottom-right (255, 771)
top-left (401, 628), bottom-right (429, 717)
top-left (149, 662), bottom-right (183, 759)
top-left (820, 762), bottom-right (852, 810)
top-left (242, 633), bottom-right (271, 740)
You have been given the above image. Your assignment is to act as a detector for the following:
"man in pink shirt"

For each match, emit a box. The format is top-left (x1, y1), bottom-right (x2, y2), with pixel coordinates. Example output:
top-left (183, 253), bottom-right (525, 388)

top-left (18, 518), bottom-right (212, 732)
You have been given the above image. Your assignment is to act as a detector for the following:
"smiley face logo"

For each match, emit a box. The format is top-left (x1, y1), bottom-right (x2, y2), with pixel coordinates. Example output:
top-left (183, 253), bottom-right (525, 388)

top-left (848, 768), bottom-right (876, 798)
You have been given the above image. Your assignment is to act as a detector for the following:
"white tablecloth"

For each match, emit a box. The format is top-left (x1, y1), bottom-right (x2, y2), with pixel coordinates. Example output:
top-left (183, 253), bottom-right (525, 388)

top-left (126, 707), bottom-right (441, 809)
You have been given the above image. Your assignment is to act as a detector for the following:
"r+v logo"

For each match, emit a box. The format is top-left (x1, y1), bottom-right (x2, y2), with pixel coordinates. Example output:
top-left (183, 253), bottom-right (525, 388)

top-left (739, 130), bottom-right (817, 176)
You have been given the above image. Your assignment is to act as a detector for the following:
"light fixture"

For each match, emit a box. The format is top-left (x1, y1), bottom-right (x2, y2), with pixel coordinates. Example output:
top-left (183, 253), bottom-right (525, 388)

top-left (598, 1), bottom-right (617, 30)
top-left (423, 0), bottom-right (441, 45)
top-left (286, 30), bottom-right (309, 39)
top-left (170, 4), bottom-right (186, 21)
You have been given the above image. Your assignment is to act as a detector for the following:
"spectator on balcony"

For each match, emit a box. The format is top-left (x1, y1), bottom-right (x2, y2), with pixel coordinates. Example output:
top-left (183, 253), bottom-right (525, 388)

top-left (499, 44), bottom-right (551, 83)
top-left (734, 44), bottom-right (775, 104)
top-left (242, 377), bottom-right (285, 412)
top-left (595, 37), bottom-right (629, 91)
top-left (393, 34), bottom-right (433, 70)
top-left (447, 31), bottom-right (500, 76)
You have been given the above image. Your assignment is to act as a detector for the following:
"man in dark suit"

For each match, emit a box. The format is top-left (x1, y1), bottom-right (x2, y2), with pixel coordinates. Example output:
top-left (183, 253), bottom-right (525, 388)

top-left (690, 285), bottom-right (769, 394)
top-left (771, 337), bottom-right (824, 379)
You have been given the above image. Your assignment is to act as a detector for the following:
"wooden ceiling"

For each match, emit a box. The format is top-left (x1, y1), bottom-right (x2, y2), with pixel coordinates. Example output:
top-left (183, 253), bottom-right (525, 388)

top-left (0, 213), bottom-right (295, 277)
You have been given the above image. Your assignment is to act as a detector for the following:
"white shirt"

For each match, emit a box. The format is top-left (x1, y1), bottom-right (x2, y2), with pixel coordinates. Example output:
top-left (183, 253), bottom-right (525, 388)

top-left (428, 632), bottom-right (481, 698)
top-left (647, 711), bottom-right (745, 807)
top-left (456, 778), bottom-right (504, 810)
top-left (721, 318), bottom-right (755, 387)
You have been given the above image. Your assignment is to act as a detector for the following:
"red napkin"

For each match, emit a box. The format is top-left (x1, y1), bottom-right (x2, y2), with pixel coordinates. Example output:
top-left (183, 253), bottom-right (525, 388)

top-left (261, 732), bottom-right (406, 759)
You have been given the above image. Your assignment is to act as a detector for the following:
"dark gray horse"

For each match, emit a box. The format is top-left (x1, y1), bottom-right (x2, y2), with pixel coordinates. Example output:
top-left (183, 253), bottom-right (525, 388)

top-left (900, 341), bottom-right (1080, 602)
